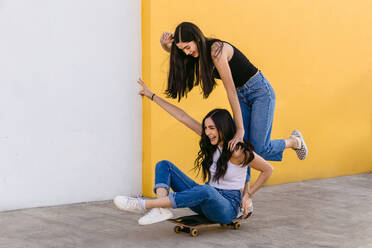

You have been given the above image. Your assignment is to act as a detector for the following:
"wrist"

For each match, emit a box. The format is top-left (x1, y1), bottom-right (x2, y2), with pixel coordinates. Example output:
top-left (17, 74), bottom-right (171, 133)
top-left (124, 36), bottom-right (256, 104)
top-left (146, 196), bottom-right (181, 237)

top-left (235, 128), bottom-right (244, 134)
top-left (161, 43), bottom-right (170, 50)
top-left (236, 128), bottom-right (245, 138)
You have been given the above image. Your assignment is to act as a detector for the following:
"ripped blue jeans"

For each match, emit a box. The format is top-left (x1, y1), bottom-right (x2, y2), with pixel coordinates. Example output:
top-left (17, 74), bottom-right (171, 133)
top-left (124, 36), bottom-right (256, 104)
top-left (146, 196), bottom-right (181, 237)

top-left (153, 160), bottom-right (241, 224)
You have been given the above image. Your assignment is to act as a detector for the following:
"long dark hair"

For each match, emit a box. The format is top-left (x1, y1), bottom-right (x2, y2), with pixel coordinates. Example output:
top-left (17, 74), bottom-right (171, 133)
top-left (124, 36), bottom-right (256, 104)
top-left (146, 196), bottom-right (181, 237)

top-left (165, 22), bottom-right (223, 101)
top-left (194, 109), bottom-right (255, 183)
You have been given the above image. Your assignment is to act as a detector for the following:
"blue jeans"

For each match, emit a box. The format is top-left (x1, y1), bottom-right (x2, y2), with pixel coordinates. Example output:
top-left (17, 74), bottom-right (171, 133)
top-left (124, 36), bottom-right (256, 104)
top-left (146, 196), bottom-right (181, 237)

top-left (237, 71), bottom-right (286, 161)
top-left (153, 160), bottom-right (241, 224)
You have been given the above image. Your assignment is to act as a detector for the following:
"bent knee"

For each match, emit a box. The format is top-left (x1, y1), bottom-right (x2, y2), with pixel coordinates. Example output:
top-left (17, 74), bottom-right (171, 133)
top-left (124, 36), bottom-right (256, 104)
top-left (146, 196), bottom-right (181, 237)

top-left (254, 145), bottom-right (270, 157)
top-left (155, 160), bottom-right (172, 170)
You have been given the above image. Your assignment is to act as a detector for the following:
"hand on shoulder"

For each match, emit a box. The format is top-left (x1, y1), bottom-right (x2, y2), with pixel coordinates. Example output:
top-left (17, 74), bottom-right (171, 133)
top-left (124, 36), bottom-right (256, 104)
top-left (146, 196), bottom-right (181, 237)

top-left (231, 145), bottom-right (251, 165)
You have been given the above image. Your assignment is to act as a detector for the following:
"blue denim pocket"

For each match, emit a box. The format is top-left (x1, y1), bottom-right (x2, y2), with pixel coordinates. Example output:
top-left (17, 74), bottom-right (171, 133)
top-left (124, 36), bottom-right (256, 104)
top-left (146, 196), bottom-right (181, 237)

top-left (248, 78), bottom-right (266, 92)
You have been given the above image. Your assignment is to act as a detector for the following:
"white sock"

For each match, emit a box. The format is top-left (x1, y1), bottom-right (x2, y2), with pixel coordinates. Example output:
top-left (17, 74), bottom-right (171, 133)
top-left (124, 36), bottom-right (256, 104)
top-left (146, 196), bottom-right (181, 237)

top-left (139, 199), bottom-right (146, 211)
top-left (295, 136), bottom-right (301, 149)
top-left (291, 136), bottom-right (301, 149)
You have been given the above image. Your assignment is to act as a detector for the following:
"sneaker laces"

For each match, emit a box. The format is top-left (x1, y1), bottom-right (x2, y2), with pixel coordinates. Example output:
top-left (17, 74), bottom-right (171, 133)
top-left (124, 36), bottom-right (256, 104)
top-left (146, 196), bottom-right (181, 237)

top-left (144, 208), bottom-right (161, 217)
top-left (127, 197), bottom-right (143, 210)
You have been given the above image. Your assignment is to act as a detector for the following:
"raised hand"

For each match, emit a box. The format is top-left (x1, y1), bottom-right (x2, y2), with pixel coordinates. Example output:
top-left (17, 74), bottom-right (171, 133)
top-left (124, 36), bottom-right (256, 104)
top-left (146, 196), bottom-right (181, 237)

top-left (160, 32), bottom-right (174, 51)
top-left (137, 78), bottom-right (153, 99)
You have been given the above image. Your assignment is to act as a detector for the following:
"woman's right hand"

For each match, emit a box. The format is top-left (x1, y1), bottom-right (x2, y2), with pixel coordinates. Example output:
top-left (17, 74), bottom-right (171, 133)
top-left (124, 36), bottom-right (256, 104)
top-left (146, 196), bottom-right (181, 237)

top-left (137, 78), bottom-right (153, 99)
top-left (160, 32), bottom-right (174, 51)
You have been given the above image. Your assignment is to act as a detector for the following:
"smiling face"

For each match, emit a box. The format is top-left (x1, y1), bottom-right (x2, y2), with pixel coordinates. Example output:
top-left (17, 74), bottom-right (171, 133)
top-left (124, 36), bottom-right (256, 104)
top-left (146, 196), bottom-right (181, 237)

top-left (204, 117), bottom-right (223, 146)
top-left (176, 41), bottom-right (199, 58)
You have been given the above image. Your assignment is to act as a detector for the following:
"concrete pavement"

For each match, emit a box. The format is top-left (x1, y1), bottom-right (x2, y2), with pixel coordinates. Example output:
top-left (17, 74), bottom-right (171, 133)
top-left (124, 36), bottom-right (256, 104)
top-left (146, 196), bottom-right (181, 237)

top-left (1, 173), bottom-right (371, 248)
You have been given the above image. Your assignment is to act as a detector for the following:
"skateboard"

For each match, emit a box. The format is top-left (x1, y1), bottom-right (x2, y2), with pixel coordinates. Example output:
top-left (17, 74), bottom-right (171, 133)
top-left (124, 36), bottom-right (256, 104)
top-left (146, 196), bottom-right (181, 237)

top-left (167, 212), bottom-right (252, 237)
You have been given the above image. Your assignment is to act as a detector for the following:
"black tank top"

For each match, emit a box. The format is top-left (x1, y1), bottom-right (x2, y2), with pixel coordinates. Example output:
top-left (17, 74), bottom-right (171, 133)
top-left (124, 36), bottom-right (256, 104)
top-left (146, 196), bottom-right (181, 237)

top-left (208, 39), bottom-right (258, 88)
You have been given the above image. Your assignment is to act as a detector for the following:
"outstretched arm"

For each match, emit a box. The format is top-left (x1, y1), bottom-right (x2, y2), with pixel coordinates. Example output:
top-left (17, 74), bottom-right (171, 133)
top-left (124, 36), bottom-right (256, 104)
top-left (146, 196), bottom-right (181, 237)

top-left (137, 78), bottom-right (202, 136)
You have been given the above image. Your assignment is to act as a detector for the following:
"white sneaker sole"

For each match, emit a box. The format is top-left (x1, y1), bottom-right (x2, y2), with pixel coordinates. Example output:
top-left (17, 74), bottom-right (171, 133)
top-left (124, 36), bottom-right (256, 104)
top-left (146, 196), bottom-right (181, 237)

top-left (138, 211), bottom-right (173, 225)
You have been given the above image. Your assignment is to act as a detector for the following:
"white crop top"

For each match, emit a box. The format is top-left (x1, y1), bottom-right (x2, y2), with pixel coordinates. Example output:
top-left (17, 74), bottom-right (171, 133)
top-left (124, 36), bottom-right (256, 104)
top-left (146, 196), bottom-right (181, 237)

top-left (208, 148), bottom-right (247, 190)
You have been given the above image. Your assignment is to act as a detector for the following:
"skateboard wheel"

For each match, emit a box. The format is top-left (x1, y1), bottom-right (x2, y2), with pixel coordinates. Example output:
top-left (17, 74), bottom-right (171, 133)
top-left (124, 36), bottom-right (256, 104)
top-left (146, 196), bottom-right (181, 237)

top-left (233, 222), bottom-right (241, 230)
top-left (174, 226), bottom-right (182, 233)
top-left (220, 224), bottom-right (228, 227)
top-left (190, 228), bottom-right (199, 237)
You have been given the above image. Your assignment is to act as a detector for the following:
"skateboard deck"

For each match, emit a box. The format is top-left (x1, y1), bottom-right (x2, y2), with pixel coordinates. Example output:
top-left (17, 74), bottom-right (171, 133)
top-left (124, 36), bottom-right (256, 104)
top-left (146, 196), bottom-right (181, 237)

top-left (167, 212), bottom-right (252, 237)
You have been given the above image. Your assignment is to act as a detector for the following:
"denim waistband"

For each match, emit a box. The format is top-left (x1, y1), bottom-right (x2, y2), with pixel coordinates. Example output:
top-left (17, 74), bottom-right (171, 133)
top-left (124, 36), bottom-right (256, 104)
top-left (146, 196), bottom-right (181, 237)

top-left (236, 70), bottom-right (263, 91)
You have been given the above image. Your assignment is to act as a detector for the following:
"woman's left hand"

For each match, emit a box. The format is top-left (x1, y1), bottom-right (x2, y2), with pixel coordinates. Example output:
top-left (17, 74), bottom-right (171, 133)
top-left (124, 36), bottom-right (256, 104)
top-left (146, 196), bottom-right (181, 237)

top-left (241, 193), bottom-right (252, 219)
top-left (137, 78), bottom-right (154, 99)
top-left (228, 128), bottom-right (244, 151)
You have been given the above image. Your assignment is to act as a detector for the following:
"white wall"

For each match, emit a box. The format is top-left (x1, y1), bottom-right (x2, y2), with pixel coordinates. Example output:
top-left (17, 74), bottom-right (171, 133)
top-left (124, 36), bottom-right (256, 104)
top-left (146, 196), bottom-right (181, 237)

top-left (0, 0), bottom-right (142, 211)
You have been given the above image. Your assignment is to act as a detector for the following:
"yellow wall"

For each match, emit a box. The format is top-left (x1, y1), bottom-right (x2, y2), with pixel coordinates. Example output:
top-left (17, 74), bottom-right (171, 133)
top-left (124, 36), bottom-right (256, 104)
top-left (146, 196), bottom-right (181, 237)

top-left (141, 0), bottom-right (372, 196)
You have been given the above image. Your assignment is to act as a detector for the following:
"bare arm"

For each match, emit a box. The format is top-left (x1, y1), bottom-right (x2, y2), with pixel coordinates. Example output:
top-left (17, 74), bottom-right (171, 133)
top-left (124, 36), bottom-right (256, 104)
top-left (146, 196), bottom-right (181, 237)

top-left (233, 148), bottom-right (273, 218)
top-left (245, 152), bottom-right (273, 197)
top-left (242, 152), bottom-right (273, 218)
top-left (211, 42), bottom-right (245, 150)
top-left (137, 78), bottom-right (202, 136)
top-left (152, 95), bottom-right (202, 136)
top-left (242, 181), bottom-right (251, 198)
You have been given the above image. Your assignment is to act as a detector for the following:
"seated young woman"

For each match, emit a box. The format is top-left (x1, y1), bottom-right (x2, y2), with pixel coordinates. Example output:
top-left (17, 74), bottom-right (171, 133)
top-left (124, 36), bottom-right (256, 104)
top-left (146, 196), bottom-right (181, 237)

top-left (114, 78), bottom-right (273, 225)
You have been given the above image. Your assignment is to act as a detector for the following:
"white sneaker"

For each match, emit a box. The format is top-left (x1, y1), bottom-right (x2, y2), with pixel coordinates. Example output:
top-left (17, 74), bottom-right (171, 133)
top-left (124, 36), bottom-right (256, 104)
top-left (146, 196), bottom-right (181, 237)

top-left (113, 196), bottom-right (146, 214)
top-left (138, 208), bottom-right (173, 225)
top-left (291, 130), bottom-right (308, 160)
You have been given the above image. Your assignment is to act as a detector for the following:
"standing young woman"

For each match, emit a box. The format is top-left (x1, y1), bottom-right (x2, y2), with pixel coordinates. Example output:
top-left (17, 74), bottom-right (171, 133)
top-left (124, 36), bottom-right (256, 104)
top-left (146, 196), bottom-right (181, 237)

top-left (160, 22), bottom-right (308, 162)
top-left (114, 79), bottom-right (273, 225)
